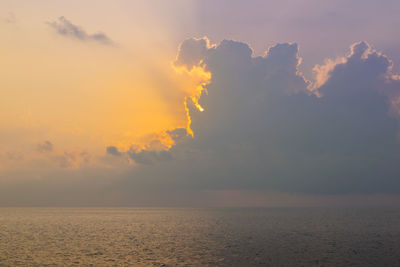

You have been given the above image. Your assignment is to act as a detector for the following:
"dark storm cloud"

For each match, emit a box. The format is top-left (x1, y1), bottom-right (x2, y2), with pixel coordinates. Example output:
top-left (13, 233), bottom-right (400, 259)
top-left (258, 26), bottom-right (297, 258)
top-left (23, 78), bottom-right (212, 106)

top-left (120, 38), bottom-right (400, 195)
top-left (47, 16), bottom-right (114, 45)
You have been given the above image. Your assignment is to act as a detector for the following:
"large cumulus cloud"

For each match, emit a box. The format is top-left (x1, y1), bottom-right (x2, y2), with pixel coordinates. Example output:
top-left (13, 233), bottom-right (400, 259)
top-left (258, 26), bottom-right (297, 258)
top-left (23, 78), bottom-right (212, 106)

top-left (119, 38), bottom-right (400, 195)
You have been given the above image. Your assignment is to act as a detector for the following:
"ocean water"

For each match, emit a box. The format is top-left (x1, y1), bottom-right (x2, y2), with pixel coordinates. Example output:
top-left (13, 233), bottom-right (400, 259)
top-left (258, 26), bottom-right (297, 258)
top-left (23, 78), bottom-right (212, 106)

top-left (1, 207), bottom-right (400, 266)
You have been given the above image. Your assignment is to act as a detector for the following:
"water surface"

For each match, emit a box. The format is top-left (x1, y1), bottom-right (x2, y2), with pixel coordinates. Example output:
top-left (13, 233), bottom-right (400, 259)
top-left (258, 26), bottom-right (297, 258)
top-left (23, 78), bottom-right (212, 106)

top-left (1, 207), bottom-right (400, 266)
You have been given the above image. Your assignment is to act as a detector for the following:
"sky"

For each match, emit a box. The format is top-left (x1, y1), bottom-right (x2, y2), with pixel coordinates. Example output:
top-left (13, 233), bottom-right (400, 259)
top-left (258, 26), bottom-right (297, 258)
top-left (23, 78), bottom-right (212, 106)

top-left (1, 0), bottom-right (400, 206)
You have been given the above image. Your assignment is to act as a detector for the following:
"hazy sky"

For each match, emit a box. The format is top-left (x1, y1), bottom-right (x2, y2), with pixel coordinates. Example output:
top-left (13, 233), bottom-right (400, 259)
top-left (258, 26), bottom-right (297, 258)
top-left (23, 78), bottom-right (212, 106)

top-left (1, 0), bottom-right (400, 206)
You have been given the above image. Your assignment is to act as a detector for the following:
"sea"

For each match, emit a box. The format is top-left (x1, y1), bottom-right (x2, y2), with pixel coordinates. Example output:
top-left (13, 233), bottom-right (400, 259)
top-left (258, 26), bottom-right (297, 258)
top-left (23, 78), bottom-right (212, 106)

top-left (0, 207), bottom-right (400, 266)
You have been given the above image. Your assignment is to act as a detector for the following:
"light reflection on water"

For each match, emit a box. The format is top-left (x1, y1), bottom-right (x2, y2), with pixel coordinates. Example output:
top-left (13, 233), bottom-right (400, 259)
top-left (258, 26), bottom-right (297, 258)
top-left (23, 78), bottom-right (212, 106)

top-left (1, 207), bottom-right (400, 266)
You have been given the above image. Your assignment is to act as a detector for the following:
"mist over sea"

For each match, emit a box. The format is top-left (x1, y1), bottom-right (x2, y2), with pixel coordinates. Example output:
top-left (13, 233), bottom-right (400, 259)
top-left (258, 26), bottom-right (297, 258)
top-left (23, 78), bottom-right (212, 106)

top-left (1, 207), bottom-right (399, 266)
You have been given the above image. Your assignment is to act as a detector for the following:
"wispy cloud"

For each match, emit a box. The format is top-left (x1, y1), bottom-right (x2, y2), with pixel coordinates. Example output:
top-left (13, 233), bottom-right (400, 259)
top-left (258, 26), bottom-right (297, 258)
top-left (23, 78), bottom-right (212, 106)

top-left (46, 16), bottom-right (114, 46)
top-left (2, 12), bottom-right (16, 24)
top-left (36, 140), bottom-right (53, 153)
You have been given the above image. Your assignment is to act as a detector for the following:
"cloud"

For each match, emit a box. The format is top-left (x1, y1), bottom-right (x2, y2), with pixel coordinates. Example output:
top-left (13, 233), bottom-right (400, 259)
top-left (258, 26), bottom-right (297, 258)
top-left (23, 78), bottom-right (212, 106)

top-left (2, 12), bottom-right (16, 24)
top-left (36, 141), bottom-right (53, 153)
top-left (127, 149), bottom-right (172, 165)
top-left (107, 139), bottom-right (174, 165)
top-left (117, 37), bottom-right (400, 195)
top-left (2, 36), bottom-right (400, 205)
top-left (55, 151), bottom-right (90, 168)
top-left (106, 146), bottom-right (122, 157)
top-left (175, 37), bottom-right (211, 69)
top-left (46, 16), bottom-right (114, 45)
top-left (167, 128), bottom-right (188, 142)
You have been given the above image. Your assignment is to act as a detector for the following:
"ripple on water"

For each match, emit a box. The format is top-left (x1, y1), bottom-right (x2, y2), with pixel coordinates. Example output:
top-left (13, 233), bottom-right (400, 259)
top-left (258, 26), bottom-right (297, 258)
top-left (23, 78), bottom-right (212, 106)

top-left (1, 207), bottom-right (400, 266)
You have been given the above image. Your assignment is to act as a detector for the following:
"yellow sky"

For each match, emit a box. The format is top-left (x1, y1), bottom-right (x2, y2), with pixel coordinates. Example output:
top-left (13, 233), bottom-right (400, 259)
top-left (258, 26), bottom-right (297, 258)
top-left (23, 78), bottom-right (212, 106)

top-left (0, 0), bottom-right (209, 171)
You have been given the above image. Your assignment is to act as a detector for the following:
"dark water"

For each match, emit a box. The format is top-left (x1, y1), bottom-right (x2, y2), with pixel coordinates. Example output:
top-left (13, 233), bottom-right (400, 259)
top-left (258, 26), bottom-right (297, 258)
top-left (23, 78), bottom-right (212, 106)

top-left (1, 207), bottom-right (400, 266)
